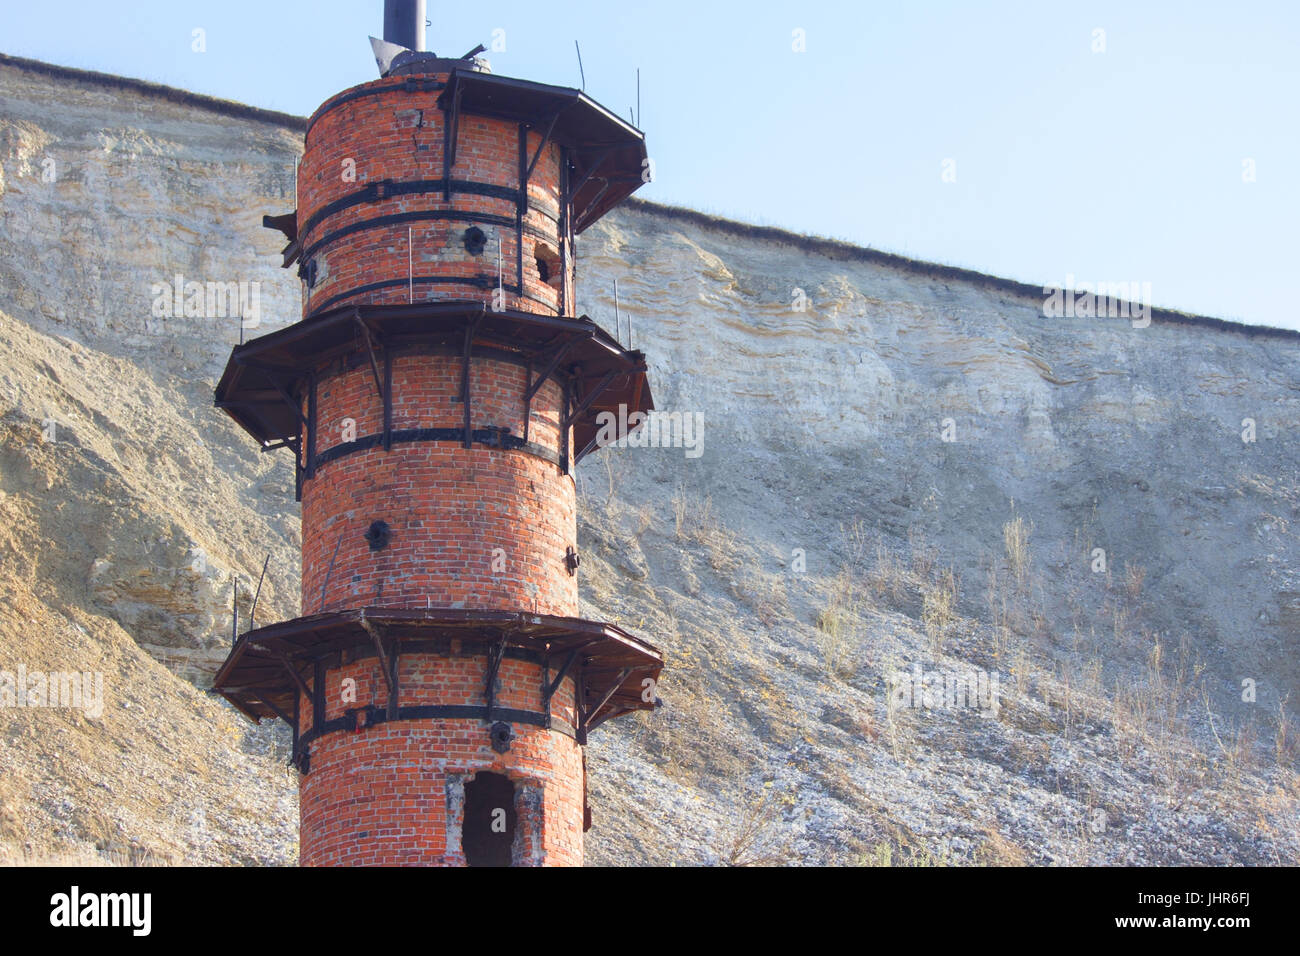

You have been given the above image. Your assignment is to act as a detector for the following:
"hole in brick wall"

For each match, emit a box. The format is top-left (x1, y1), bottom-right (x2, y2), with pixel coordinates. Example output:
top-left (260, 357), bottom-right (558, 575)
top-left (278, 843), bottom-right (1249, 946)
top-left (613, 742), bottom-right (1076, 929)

top-left (533, 241), bottom-right (561, 288)
top-left (463, 772), bottom-right (516, 867)
top-left (463, 226), bottom-right (487, 256)
top-left (364, 520), bottom-right (391, 551)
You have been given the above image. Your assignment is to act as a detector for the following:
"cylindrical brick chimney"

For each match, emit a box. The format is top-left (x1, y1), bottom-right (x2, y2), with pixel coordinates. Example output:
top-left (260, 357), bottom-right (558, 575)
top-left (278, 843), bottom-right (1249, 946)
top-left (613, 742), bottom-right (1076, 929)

top-left (213, 16), bottom-right (661, 867)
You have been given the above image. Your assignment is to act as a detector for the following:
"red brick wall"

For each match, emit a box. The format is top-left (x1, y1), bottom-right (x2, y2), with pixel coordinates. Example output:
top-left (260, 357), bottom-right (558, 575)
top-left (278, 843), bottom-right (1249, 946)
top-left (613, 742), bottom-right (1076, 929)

top-left (300, 352), bottom-right (576, 615)
top-left (289, 70), bottom-right (591, 868)
top-left (298, 74), bottom-right (570, 318)
top-left (298, 649), bottom-right (583, 866)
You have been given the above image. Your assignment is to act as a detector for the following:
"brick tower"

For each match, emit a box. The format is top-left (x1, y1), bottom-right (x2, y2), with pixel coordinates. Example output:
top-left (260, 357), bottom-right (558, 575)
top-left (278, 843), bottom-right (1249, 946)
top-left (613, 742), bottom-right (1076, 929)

top-left (211, 1), bottom-right (661, 866)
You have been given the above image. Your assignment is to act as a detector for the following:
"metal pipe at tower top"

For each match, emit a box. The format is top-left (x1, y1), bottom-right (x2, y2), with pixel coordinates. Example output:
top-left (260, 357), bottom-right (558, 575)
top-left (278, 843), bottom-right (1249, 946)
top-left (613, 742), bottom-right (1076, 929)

top-left (384, 0), bottom-right (426, 51)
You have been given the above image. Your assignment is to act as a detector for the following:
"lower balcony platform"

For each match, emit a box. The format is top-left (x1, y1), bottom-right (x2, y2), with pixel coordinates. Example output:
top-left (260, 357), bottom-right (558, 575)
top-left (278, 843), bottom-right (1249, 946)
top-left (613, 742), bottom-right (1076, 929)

top-left (211, 606), bottom-right (663, 748)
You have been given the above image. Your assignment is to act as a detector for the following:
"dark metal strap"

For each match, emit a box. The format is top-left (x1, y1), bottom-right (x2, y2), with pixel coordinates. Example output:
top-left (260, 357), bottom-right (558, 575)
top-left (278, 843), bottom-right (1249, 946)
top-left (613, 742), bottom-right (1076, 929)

top-left (300, 205), bottom-right (558, 263)
top-left (310, 274), bottom-right (556, 315)
top-left (312, 426), bottom-right (560, 470)
top-left (292, 704), bottom-right (577, 773)
top-left (298, 177), bottom-right (546, 244)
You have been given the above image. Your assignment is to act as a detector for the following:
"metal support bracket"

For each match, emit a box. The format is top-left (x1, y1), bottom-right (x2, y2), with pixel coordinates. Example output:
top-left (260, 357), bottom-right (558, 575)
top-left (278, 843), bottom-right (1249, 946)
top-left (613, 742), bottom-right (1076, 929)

top-left (387, 642), bottom-right (400, 720)
top-left (541, 649), bottom-right (578, 729)
top-left (442, 82), bottom-right (463, 200)
top-left (312, 659), bottom-right (327, 731)
top-left (563, 369), bottom-right (618, 429)
top-left (560, 377), bottom-right (571, 475)
top-left (523, 111), bottom-right (562, 194)
top-left (268, 377), bottom-right (309, 426)
top-left (483, 634), bottom-right (508, 722)
top-left (353, 311), bottom-right (385, 398)
top-left (255, 695), bottom-right (294, 727)
top-left (359, 611), bottom-right (393, 693)
top-left (570, 146), bottom-right (614, 196)
top-left (574, 433), bottom-right (603, 464)
top-left (578, 667), bottom-right (632, 744)
top-left (459, 316), bottom-right (482, 447)
top-left (273, 652), bottom-right (316, 713)
top-left (524, 333), bottom-right (591, 404)
top-left (260, 436), bottom-right (300, 454)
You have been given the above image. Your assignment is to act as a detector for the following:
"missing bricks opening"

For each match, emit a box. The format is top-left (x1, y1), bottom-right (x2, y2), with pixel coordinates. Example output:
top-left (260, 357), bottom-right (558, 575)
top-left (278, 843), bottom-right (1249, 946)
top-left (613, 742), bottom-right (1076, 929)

top-left (364, 520), bottom-right (391, 551)
top-left (463, 771), bottom-right (516, 867)
top-left (463, 226), bottom-right (487, 256)
top-left (534, 241), bottom-right (561, 288)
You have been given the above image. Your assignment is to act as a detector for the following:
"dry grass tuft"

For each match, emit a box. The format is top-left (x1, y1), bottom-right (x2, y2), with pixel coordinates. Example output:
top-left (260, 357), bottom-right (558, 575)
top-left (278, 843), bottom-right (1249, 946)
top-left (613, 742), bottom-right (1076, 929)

top-left (1003, 511), bottom-right (1031, 587)
top-left (723, 785), bottom-right (798, 866)
top-left (922, 568), bottom-right (957, 655)
top-left (973, 826), bottom-right (1030, 866)
top-left (817, 569), bottom-right (859, 680)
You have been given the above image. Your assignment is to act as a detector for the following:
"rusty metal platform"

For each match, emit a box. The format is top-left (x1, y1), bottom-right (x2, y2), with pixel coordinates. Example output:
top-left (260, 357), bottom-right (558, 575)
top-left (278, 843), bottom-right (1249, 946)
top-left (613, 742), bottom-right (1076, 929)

top-left (214, 302), bottom-right (652, 487)
top-left (212, 606), bottom-right (663, 745)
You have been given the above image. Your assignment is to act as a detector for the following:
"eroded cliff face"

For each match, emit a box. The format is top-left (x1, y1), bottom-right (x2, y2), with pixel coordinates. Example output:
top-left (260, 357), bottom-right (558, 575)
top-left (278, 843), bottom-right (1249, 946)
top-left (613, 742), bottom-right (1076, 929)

top-left (1, 55), bottom-right (1296, 866)
top-left (577, 204), bottom-right (1300, 698)
top-left (574, 207), bottom-right (1300, 865)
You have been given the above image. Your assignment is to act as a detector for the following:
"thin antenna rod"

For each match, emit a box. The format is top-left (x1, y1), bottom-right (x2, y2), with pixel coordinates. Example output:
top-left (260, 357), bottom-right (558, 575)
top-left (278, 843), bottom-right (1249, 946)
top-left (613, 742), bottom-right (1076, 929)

top-left (613, 278), bottom-right (621, 346)
top-left (249, 553), bottom-right (270, 630)
top-left (574, 41), bottom-right (586, 89)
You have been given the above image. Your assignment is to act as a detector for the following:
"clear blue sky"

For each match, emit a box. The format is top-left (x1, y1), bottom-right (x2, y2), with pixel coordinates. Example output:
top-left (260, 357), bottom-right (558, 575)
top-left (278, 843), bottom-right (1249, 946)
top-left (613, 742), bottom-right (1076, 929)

top-left (5, 1), bottom-right (1298, 329)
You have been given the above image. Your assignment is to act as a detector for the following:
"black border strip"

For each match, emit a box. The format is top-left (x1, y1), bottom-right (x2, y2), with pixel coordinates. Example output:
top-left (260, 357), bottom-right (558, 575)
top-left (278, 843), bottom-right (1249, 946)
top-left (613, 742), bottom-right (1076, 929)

top-left (299, 178), bottom-right (530, 241)
top-left (312, 427), bottom-right (561, 470)
top-left (300, 207), bottom-right (560, 263)
top-left (308, 275), bottom-right (557, 314)
top-left (294, 704), bottom-right (576, 772)
top-left (302, 208), bottom-right (513, 260)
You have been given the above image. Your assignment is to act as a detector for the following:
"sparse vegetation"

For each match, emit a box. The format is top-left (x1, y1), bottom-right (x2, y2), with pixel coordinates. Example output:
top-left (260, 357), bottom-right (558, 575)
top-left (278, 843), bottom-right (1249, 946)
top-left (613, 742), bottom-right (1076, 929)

top-left (908, 526), bottom-right (939, 580)
top-left (671, 484), bottom-right (689, 538)
top-left (842, 517), bottom-right (872, 574)
top-left (635, 502), bottom-right (654, 537)
top-left (921, 568), bottom-right (957, 655)
top-left (862, 837), bottom-right (954, 867)
top-left (1123, 561), bottom-right (1146, 603)
top-left (722, 784), bottom-right (798, 866)
top-left (1276, 698), bottom-right (1296, 767)
top-left (817, 569), bottom-right (859, 680)
top-left (973, 826), bottom-right (1030, 867)
top-left (867, 540), bottom-right (907, 605)
top-left (1002, 509), bottom-right (1031, 587)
